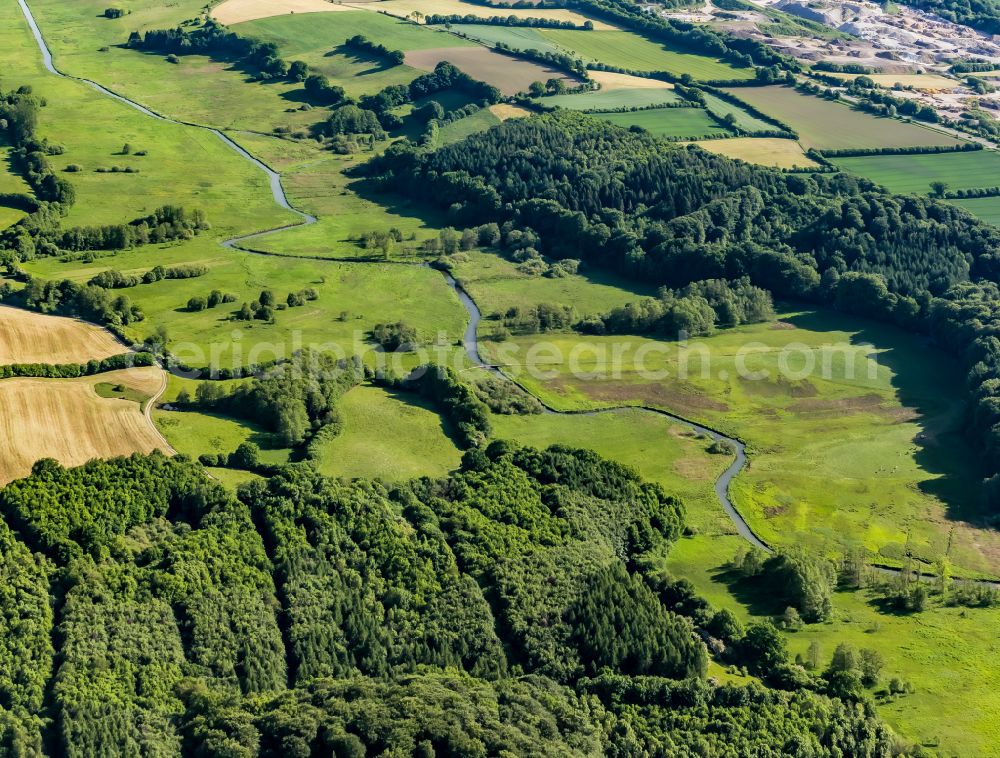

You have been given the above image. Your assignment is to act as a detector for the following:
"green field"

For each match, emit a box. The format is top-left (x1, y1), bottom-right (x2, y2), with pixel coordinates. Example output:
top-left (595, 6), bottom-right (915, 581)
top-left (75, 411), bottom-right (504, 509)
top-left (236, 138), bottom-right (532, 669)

top-left (0, 146), bottom-right (32, 195)
top-left (541, 87), bottom-right (680, 111)
top-left (481, 309), bottom-right (1000, 580)
top-left (155, 407), bottom-right (292, 466)
top-left (437, 107), bottom-right (502, 143)
top-left (312, 384), bottom-right (463, 481)
top-left (490, 408), bottom-right (731, 529)
top-left (664, 534), bottom-right (1000, 755)
top-left (832, 150), bottom-right (1000, 195)
top-left (724, 86), bottom-right (963, 150)
top-left (236, 12), bottom-right (472, 99)
top-left (701, 92), bottom-right (776, 134)
top-left (594, 107), bottom-right (731, 139)
top-left (448, 249), bottom-right (652, 320)
top-left (539, 29), bottom-right (756, 81)
top-left (443, 24), bottom-right (567, 56)
top-left (25, 239), bottom-right (469, 372)
top-left (952, 195), bottom-right (1000, 225)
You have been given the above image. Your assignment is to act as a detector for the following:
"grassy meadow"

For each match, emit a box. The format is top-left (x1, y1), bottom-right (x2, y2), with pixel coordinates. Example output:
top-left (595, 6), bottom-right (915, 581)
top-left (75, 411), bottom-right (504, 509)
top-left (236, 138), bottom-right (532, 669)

top-left (951, 195), bottom-right (1000, 225)
top-left (448, 250), bottom-right (651, 320)
top-left (724, 86), bottom-right (963, 150)
top-left (832, 149), bottom-right (1000, 195)
top-left (444, 24), bottom-right (568, 56)
top-left (480, 310), bottom-right (1000, 580)
top-left (312, 384), bottom-right (463, 480)
top-left (541, 86), bottom-right (680, 111)
top-left (539, 28), bottom-right (757, 81)
top-left (154, 407), bottom-right (292, 466)
top-left (701, 92), bottom-right (776, 133)
top-left (594, 107), bottom-right (731, 139)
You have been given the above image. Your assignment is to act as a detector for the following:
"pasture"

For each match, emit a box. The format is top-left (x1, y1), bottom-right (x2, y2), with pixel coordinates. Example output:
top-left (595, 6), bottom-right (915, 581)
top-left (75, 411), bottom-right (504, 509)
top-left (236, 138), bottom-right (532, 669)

top-left (347, 0), bottom-right (615, 29)
top-left (951, 195), bottom-right (1000, 225)
top-left (154, 408), bottom-right (292, 466)
top-left (0, 146), bottom-right (32, 196)
top-left (538, 29), bottom-right (756, 81)
top-left (437, 108), bottom-right (501, 143)
top-left (443, 24), bottom-right (567, 56)
top-left (0, 0), bottom-right (298, 236)
top-left (235, 11), bottom-right (471, 97)
top-left (405, 47), bottom-right (580, 95)
top-left (312, 384), bottom-right (463, 480)
top-left (831, 150), bottom-right (1000, 195)
top-left (694, 137), bottom-right (820, 169)
top-left (542, 87), bottom-right (680, 111)
top-left (594, 107), bottom-right (731, 139)
top-left (0, 307), bottom-right (127, 366)
top-left (25, 0), bottom-right (319, 135)
top-left (701, 92), bottom-right (776, 133)
top-left (449, 249), bottom-right (651, 320)
top-left (24, 239), bottom-right (469, 373)
top-left (0, 367), bottom-right (167, 485)
top-left (480, 308), bottom-right (1000, 580)
top-left (666, 534), bottom-right (1000, 757)
top-left (213, 0), bottom-right (355, 25)
top-left (490, 408), bottom-right (731, 528)
top-left (722, 86), bottom-right (962, 150)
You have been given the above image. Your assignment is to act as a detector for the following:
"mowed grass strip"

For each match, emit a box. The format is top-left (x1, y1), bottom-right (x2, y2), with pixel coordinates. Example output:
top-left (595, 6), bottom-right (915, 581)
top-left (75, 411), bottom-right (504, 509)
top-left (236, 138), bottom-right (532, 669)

top-left (541, 87), bottom-right (680, 111)
top-left (0, 307), bottom-right (128, 365)
top-left (312, 384), bottom-right (463, 481)
top-left (832, 150), bottom-right (1000, 195)
top-left (213, 0), bottom-right (358, 24)
top-left (405, 47), bottom-right (580, 95)
top-left (723, 85), bottom-right (962, 150)
top-left (539, 29), bottom-right (756, 81)
top-left (0, 367), bottom-right (167, 485)
top-left (594, 108), bottom-right (731, 139)
top-left (694, 137), bottom-right (820, 169)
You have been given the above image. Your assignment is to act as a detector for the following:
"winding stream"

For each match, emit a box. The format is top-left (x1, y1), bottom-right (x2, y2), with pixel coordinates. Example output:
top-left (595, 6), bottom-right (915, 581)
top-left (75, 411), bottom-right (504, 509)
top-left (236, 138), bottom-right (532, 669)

top-left (23, 0), bottom-right (997, 584)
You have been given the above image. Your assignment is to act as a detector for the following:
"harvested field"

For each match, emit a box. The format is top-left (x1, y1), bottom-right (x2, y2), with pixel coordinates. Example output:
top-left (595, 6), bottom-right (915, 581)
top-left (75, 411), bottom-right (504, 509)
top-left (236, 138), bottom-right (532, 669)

top-left (0, 367), bottom-right (167, 485)
top-left (0, 306), bottom-right (127, 365)
top-left (695, 137), bottom-right (821, 169)
top-left (589, 70), bottom-right (676, 90)
top-left (349, 0), bottom-right (615, 28)
top-left (212, 0), bottom-right (354, 25)
top-left (489, 103), bottom-right (532, 120)
top-left (821, 72), bottom-right (958, 91)
top-left (723, 85), bottom-right (962, 150)
top-left (404, 47), bottom-right (579, 95)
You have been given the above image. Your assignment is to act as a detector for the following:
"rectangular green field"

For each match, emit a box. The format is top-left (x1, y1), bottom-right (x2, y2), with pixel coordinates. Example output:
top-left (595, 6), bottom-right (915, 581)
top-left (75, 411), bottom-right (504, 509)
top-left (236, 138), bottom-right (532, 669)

top-left (539, 29), bottom-right (756, 81)
top-left (831, 150), bottom-right (1000, 195)
top-left (542, 87), bottom-right (680, 111)
top-left (437, 108), bottom-right (502, 144)
top-left (951, 195), bottom-right (1000, 225)
top-left (701, 92), bottom-right (775, 134)
top-left (595, 108), bottom-right (731, 139)
top-left (444, 24), bottom-right (567, 56)
top-left (724, 86), bottom-right (963, 150)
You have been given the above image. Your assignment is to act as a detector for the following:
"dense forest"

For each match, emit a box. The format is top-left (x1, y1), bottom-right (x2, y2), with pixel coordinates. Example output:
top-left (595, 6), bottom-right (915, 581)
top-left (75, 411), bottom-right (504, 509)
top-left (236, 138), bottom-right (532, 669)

top-left (367, 110), bottom-right (1000, 504)
top-left (0, 446), bottom-right (895, 755)
top-left (904, 0), bottom-right (1000, 34)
